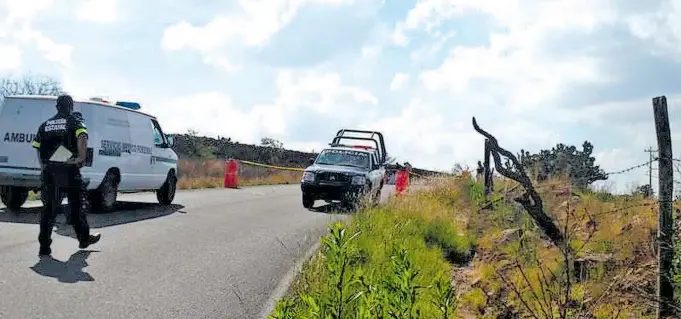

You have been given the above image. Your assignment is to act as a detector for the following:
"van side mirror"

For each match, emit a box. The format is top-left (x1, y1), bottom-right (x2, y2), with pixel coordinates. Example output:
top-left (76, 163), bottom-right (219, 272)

top-left (308, 157), bottom-right (315, 165)
top-left (166, 135), bottom-right (174, 147)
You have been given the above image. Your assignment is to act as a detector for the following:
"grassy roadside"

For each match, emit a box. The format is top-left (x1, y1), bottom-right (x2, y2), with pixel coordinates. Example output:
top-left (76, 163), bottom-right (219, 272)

top-left (177, 158), bottom-right (302, 189)
top-left (270, 170), bottom-right (670, 318)
top-left (176, 172), bottom-right (301, 189)
top-left (270, 174), bottom-right (480, 318)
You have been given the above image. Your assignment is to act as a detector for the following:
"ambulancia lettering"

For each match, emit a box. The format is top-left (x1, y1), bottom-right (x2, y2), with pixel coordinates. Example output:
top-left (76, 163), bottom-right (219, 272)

top-left (3, 132), bottom-right (37, 143)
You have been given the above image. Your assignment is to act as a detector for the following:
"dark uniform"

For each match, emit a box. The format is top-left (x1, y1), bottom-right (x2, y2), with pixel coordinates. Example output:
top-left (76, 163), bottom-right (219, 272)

top-left (31, 95), bottom-right (100, 257)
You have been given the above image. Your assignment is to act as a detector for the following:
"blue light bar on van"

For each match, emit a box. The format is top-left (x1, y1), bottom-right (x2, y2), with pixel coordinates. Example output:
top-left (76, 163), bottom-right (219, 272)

top-left (115, 101), bottom-right (141, 110)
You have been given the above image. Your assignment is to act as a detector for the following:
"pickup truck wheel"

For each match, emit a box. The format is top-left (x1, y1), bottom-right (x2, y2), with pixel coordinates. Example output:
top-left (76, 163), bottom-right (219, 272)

top-left (89, 173), bottom-right (118, 214)
top-left (157, 173), bottom-right (177, 205)
top-left (302, 194), bottom-right (314, 209)
top-left (373, 184), bottom-right (383, 205)
top-left (342, 193), bottom-right (362, 211)
top-left (0, 186), bottom-right (29, 211)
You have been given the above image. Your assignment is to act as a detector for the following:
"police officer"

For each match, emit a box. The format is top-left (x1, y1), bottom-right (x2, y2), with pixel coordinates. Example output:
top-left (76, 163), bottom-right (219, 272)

top-left (31, 94), bottom-right (101, 257)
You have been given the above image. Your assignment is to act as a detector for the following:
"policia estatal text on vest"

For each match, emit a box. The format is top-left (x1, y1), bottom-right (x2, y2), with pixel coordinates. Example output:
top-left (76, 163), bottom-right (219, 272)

top-left (31, 95), bottom-right (101, 257)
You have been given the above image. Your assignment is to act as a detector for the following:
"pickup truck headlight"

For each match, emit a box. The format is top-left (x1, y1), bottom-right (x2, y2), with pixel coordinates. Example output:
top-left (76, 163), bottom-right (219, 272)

top-left (302, 171), bottom-right (315, 182)
top-left (351, 176), bottom-right (366, 185)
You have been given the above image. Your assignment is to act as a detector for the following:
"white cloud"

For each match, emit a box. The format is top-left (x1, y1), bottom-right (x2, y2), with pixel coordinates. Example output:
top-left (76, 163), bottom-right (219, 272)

top-left (409, 30), bottom-right (455, 62)
top-left (76, 0), bottom-right (119, 23)
top-left (145, 69), bottom-right (378, 144)
top-left (374, 0), bottom-right (671, 187)
top-left (274, 69), bottom-right (378, 115)
top-left (161, 0), bottom-right (363, 71)
top-left (354, 97), bottom-right (561, 171)
top-left (0, 0), bottom-right (73, 68)
top-left (389, 73), bottom-right (409, 91)
top-left (0, 44), bottom-right (21, 69)
top-left (413, 0), bottom-right (616, 113)
top-left (150, 92), bottom-right (264, 143)
top-left (1, 0), bottom-right (53, 21)
top-left (626, 0), bottom-right (681, 59)
top-left (25, 29), bottom-right (73, 68)
top-left (360, 45), bottom-right (382, 59)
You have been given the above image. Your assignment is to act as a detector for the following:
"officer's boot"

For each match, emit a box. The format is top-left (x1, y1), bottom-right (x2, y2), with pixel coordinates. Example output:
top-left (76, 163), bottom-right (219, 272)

top-left (38, 238), bottom-right (52, 257)
top-left (78, 233), bottom-right (101, 249)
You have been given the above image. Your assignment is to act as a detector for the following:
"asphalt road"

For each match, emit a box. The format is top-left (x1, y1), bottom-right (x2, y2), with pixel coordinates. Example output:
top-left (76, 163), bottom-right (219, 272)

top-left (0, 185), bottom-right (394, 319)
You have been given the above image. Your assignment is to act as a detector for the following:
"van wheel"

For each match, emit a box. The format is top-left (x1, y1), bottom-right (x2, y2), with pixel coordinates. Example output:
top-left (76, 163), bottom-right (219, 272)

top-left (90, 172), bottom-right (118, 214)
top-left (156, 173), bottom-right (177, 205)
top-left (0, 186), bottom-right (29, 211)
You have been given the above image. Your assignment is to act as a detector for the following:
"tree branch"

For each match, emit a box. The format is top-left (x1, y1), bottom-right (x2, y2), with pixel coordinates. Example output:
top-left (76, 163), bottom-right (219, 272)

top-left (472, 117), bottom-right (565, 246)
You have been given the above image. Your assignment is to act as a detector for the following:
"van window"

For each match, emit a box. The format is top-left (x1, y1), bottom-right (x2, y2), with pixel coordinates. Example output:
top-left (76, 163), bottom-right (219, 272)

top-left (150, 119), bottom-right (167, 147)
top-left (153, 127), bottom-right (162, 145)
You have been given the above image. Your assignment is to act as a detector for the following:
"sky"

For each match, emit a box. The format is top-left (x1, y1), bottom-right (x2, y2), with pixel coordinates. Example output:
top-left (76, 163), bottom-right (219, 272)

top-left (1, 0), bottom-right (681, 194)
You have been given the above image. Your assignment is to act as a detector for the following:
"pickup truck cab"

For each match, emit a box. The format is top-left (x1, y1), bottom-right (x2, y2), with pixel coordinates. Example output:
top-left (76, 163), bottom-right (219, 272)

top-left (300, 129), bottom-right (387, 209)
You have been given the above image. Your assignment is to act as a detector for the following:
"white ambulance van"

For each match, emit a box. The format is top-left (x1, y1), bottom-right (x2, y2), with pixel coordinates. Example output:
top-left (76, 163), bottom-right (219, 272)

top-left (0, 95), bottom-right (178, 213)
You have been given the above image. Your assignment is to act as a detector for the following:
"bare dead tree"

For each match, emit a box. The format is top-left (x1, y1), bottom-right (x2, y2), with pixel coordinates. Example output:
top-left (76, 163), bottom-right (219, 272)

top-left (472, 117), bottom-right (565, 246)
top-left (0, 75), bottom-right (64, 99)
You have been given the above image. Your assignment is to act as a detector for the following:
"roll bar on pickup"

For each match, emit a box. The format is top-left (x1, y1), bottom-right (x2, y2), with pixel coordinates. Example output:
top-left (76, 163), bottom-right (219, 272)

top-left (331, 129), bottom-right (387, 164)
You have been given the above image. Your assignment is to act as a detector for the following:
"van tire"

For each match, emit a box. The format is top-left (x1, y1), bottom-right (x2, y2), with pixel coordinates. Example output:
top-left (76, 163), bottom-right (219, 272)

top-left (0, 186), bottom-right (29, 211)
top-left (156, 172), bottom-right (177, 205)
top-left (89, 172), bottom-right (118, 214)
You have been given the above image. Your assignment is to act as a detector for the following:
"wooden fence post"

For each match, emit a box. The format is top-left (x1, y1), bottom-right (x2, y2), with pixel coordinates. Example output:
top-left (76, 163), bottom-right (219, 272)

top-left (483, 138), bottom-right (492, 196)
top-left (653, 95), bottom-right (674, 318)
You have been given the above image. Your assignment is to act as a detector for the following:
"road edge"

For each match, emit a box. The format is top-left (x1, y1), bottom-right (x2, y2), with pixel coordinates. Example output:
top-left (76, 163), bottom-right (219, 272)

top-left (257, 239), bottom-right (321, 319)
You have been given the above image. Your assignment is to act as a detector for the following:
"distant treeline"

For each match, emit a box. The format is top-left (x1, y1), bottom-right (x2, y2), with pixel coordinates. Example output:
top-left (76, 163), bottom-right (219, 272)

top-left (169, 133), bottom-right (447, 176)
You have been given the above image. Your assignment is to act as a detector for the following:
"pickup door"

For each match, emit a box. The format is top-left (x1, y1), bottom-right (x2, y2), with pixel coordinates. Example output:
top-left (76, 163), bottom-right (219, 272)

top-left (367, 153), bottom-right (384, 192)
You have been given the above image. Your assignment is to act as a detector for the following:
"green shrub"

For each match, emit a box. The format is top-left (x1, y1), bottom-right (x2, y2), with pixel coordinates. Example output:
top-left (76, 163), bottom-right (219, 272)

top-left (423, 218), bottom-right (476, 265)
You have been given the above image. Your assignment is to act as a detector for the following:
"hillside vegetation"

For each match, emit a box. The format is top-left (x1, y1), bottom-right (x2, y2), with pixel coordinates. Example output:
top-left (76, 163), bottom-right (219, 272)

top-left (267, 121), bottom-right (676, 318)
top-left (170, 132), bottom-right (449, 188)
top-left (270, 172), bottom-right (669, 318)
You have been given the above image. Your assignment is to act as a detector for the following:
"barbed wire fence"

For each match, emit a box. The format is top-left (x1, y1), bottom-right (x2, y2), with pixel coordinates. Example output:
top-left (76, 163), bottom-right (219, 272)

top-left (471, 96), bottom-right (679, 317)
top-left (576, 157), bottom-right (681, 217)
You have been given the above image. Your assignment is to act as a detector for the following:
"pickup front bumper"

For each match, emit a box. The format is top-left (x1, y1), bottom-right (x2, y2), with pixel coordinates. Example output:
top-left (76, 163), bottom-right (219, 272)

top-left (301, 182), bottom-right (368, 201)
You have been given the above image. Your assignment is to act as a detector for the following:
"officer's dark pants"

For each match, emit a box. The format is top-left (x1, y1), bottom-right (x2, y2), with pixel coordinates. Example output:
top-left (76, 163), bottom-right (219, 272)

top-left (39, 163), bottom-right (91, 249)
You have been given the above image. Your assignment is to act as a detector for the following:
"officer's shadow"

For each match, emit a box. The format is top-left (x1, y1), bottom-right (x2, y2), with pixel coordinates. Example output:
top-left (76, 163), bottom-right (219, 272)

top-left (30, 250), bottom-right (98, 283)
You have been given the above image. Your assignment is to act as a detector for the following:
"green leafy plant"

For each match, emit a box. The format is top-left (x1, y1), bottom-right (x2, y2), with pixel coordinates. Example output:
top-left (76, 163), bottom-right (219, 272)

top-left (384, 248), bottom-right (427, 319)
top-left (299, 222), bottom-right (363, 319)
top-left (431, 278), bottom-right (457, 319)
top-left (270, 298), bottom-right (296, 319)
top-left (423, 218), bottom-right (475, 265)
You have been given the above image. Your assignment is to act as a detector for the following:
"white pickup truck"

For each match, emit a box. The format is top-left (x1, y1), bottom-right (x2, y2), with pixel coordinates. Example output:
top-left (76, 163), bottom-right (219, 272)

top-left (300, 129), bottom-right (387, 209)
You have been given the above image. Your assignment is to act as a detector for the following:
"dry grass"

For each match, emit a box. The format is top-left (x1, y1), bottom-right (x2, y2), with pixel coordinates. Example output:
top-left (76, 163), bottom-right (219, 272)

top-left (452, 175), bottom-right (663, 318)
top-left (271, 170), bottom-right (670, 318)
top-left (176, 158), bottom-right (302, 189)
top-left (399, 174), bottom-right (668, 317)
